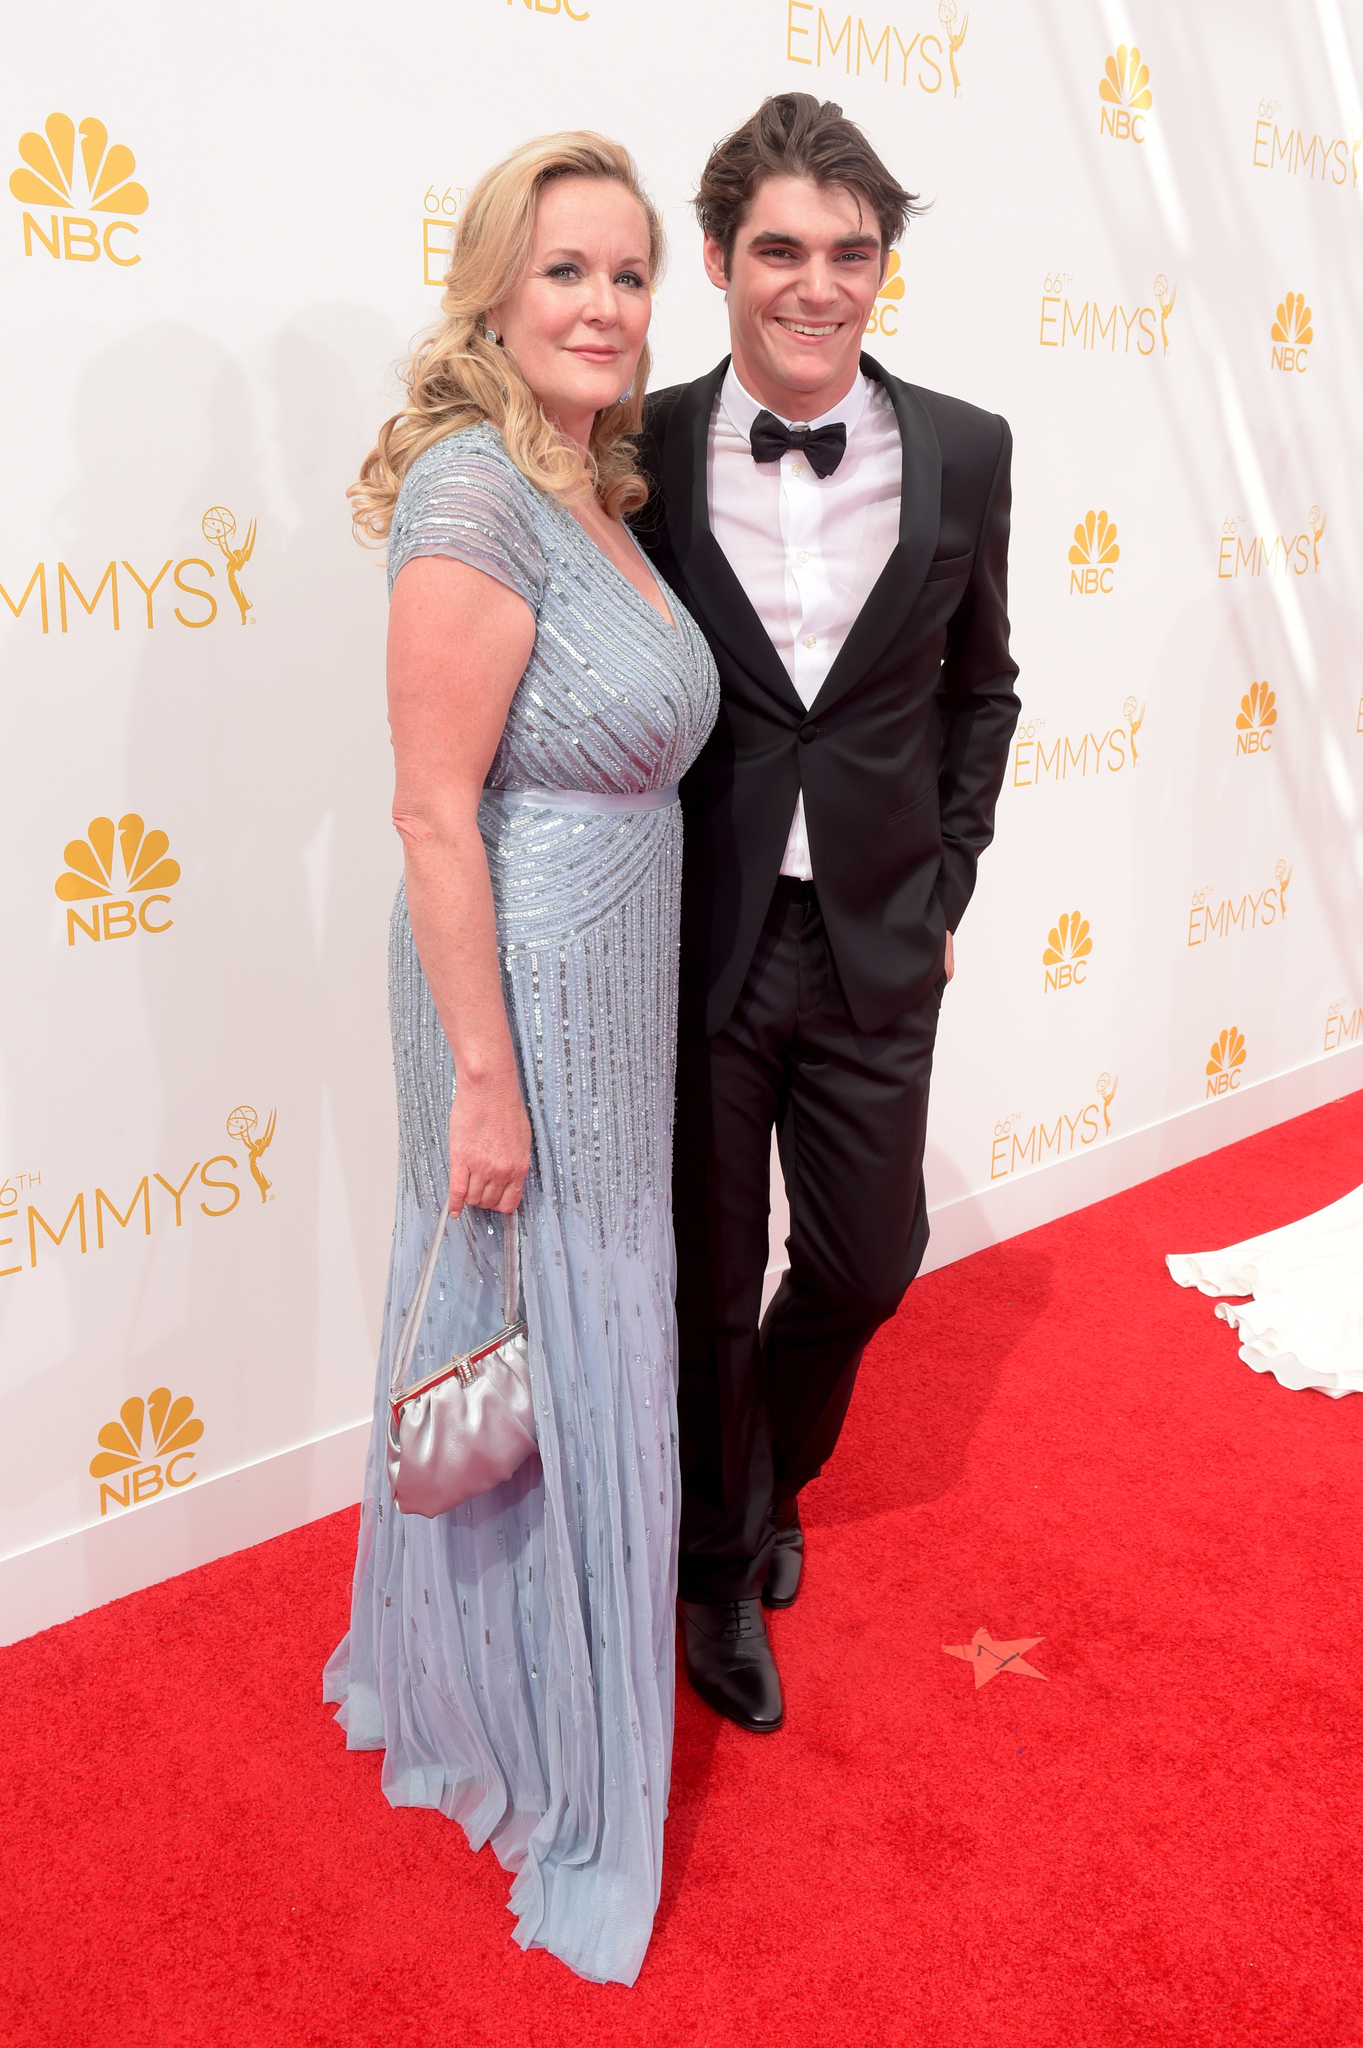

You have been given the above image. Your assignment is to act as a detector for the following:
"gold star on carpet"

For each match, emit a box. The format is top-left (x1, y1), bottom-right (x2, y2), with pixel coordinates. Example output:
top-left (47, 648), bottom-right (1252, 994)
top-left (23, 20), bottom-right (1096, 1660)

top-left (943, 1628), bottom-right (1048, 1688)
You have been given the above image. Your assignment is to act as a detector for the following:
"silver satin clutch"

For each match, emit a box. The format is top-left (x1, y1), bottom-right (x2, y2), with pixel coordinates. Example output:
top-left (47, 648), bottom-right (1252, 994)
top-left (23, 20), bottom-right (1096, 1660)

top-left (386, 1196), bottom-right (536, 1518)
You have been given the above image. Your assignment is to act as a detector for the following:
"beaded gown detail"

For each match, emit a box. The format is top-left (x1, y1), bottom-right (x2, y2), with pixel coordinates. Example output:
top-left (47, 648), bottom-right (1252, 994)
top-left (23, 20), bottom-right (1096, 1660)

top-left (324, 424), bottom-right (719, 1987)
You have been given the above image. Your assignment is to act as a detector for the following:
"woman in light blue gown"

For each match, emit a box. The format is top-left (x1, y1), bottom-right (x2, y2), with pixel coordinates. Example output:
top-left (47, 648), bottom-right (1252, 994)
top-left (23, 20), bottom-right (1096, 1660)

top-left (324, 134), bottom-right (718, 1986)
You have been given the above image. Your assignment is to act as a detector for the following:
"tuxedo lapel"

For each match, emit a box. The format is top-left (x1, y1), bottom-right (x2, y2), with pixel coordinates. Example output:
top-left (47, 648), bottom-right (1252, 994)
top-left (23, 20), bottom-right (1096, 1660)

top-left (662, 358), bottom-right (806, 716)
top-left (807, 355), bottom-right (942, 718)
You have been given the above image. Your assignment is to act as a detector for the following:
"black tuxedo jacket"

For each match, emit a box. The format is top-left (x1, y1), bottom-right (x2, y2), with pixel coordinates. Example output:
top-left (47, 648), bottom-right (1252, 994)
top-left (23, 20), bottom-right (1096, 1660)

top-left (634, 353), bottom-right (1021, 1036)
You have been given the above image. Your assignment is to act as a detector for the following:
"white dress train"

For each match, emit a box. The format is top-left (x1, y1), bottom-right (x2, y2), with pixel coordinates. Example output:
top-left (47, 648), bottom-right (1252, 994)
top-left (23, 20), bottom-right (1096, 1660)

top-left (1167, 1182), bottom-right (1363, 1397)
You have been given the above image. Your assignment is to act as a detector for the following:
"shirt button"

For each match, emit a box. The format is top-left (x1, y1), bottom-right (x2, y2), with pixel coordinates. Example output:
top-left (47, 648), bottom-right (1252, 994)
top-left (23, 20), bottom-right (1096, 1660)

top-left (796, 550), bottom-right (809, 564)
top-left (792, 463), bottom-right (805, 478)
top-left (803, 634), bottom-right (817, 648)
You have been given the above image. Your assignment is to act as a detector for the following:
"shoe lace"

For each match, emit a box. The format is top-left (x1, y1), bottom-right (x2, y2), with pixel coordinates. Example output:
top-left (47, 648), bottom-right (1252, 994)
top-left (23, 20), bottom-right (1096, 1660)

top-left (722, 1600), bottom-right (760, 1641)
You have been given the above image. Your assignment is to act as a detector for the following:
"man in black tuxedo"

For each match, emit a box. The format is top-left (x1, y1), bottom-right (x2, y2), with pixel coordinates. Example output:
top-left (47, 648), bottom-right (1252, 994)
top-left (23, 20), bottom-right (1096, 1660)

top-left (636, 94), bottom-right (1020, 1732)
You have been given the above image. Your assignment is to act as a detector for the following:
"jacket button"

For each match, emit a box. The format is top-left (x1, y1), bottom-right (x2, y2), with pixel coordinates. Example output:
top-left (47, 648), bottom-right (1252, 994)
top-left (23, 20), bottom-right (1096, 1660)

top-left (798, 724), bottom-right (817, 743)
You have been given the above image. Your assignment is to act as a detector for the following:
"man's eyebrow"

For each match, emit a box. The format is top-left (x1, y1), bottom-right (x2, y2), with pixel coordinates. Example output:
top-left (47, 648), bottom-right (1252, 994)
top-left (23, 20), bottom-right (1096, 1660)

top-left (745, 228), bottom-right (880, 250)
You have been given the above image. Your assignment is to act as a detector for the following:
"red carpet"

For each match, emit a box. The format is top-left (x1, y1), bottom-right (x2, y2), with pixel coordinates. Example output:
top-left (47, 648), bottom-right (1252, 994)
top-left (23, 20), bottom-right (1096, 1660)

top-left (3, 1095), bottom-right (1362, 2046)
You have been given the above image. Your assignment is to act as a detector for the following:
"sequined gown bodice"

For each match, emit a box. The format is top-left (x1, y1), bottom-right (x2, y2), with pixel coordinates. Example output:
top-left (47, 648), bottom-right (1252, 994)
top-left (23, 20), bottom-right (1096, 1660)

top-left (324, 423), bottom-right (719, 1988)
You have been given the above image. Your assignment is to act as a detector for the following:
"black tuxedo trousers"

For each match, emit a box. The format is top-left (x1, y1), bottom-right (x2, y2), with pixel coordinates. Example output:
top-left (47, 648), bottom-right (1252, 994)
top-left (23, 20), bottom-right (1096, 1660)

top-left (675, 879), bottom-right (943, 1603)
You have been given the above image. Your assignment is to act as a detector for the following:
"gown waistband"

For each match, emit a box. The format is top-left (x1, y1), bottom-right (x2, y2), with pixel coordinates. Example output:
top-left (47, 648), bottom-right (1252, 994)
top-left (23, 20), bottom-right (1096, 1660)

top-left (482, 784), bottom-right (679, 814)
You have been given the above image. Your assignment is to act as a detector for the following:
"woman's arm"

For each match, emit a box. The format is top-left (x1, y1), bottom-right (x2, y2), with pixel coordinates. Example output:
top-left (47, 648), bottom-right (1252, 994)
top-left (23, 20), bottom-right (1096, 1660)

top-left (387, 555), bottom-right (537, 1216)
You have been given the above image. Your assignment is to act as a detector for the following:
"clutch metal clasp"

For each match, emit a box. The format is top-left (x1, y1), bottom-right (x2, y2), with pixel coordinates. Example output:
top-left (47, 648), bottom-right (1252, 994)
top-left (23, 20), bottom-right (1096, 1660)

top-left (390, 1318), bottom-right (528, 1422)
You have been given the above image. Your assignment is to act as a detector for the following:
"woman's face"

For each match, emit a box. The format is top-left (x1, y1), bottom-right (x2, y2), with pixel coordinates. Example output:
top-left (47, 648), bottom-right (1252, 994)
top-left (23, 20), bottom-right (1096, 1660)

top-left (490, 175), bottom-right (653, 448)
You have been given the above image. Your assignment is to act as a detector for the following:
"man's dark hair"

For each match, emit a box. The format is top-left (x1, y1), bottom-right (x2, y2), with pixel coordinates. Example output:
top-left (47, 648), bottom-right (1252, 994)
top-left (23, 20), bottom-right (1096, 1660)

top-left (694, 93), bottom-right (922, 271)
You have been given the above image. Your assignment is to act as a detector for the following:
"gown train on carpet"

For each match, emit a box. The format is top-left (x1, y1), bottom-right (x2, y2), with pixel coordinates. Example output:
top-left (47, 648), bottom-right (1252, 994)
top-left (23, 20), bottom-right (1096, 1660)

top-left (1167, 1181), bottom-right (1363, 1397)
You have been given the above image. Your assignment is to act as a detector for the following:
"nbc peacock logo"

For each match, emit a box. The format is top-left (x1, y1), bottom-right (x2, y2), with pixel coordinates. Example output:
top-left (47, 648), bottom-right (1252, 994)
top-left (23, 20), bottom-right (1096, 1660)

top-left (1206, 1026), bottom-right (1247, 1098)
top-left (90, 1388), bottom-right (203, 1515)
top-left (55, 813), bottom-right (180, 947)
top-left (9, 112), bottom-right (146, 265)
top-left (1042, 910), bottom-right (1092, 992)
top-left (1236, 682), bottom-right (1277, 755)
top-left (864, 250), bottom-right (905, 337)
top-left (1100, 44), bottom-right (1152, 142)
top-left (1271, 291), bottom-right (1313, 372)
top-left (1068, 510), bottom-right (1120, 594)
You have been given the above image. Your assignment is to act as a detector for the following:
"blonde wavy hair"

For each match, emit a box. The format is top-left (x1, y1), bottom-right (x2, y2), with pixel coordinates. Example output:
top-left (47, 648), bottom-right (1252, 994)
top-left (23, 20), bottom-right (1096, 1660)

top-left (350, 132), bottom-right (664, 540)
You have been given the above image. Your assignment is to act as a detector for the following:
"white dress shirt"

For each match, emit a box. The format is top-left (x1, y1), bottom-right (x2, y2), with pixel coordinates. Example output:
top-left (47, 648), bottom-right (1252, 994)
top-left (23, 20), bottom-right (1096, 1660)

top-left (707, 364), bottom-right (903, 878)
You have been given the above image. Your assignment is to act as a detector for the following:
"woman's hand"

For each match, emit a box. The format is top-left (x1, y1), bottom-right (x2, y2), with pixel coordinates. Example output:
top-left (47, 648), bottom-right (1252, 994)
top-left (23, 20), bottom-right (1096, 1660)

top-left (944, 930), bottom-right (955, 983)
top-left (448, 1072), bottom-right (531, 1217)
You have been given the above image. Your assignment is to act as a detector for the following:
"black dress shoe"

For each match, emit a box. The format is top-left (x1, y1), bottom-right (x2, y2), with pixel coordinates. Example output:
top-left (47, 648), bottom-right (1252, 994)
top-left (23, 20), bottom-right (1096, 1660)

top-left (678, 1599), bottom-right (784, 1733)
top-left (763, 1503), bottom-right (804, 1609)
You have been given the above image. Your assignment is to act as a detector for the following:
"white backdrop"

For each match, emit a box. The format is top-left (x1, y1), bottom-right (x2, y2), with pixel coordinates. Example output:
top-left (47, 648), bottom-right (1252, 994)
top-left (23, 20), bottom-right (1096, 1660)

top-left (4, 0), bottom-right (1362, 1642)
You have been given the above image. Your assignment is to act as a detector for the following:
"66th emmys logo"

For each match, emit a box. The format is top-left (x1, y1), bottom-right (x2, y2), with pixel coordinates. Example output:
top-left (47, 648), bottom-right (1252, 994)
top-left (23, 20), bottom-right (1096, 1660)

top-left (1068, 510), bottom-right (1119, 594)
top-left (422, 183), bottom-right (465, 287)
top-left (1011, 702), bottom-right (1143, 787)
top-left (55, 814), bottom-right (180, 946)
top-left (1042, 910), bottom-right (1092, 992)
top-left (1271, 291), bottom-right (1313, 373)
top-left (785, 4), bottom-right (963, 94)
top-left (1, 504), bottom-right (255, 635)
top-left (1040, 273), bottom-right (1175, 357)
top-left (9, 111), bottom-right (146, 264)
top-left (1187, 864), bottom-right (1289, 947)
top-left (1218, 508), bottom-right (1324, 579)
top-left (1100, 44), bottom-right (1152, 142)
top-left (1253, 104), bottom-right (1361, 190)
top-left (1325, 1000), bottom-right (1363, 1052)
top-left (0, 1106), bottom-right (279, 1287)
top-left (990, 1071), bottom-right (1117, 1181)
top-left (89, 1388), bottom-right (203, 1516)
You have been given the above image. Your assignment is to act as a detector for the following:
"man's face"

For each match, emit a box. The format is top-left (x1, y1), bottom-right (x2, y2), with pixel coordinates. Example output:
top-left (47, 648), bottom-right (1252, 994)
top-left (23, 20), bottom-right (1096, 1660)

top-left (703, 174), bottom-right (886, 417)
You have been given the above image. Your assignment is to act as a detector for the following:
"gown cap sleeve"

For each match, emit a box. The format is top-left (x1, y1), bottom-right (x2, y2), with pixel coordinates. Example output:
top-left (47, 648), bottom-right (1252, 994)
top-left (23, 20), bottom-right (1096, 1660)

top-left (387, 424), bottom-right (549, 610)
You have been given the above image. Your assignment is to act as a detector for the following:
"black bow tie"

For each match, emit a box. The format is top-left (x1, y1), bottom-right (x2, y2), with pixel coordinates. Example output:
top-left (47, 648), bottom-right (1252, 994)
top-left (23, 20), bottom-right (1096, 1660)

top-left (749, 410), bottom-right (847, 478)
